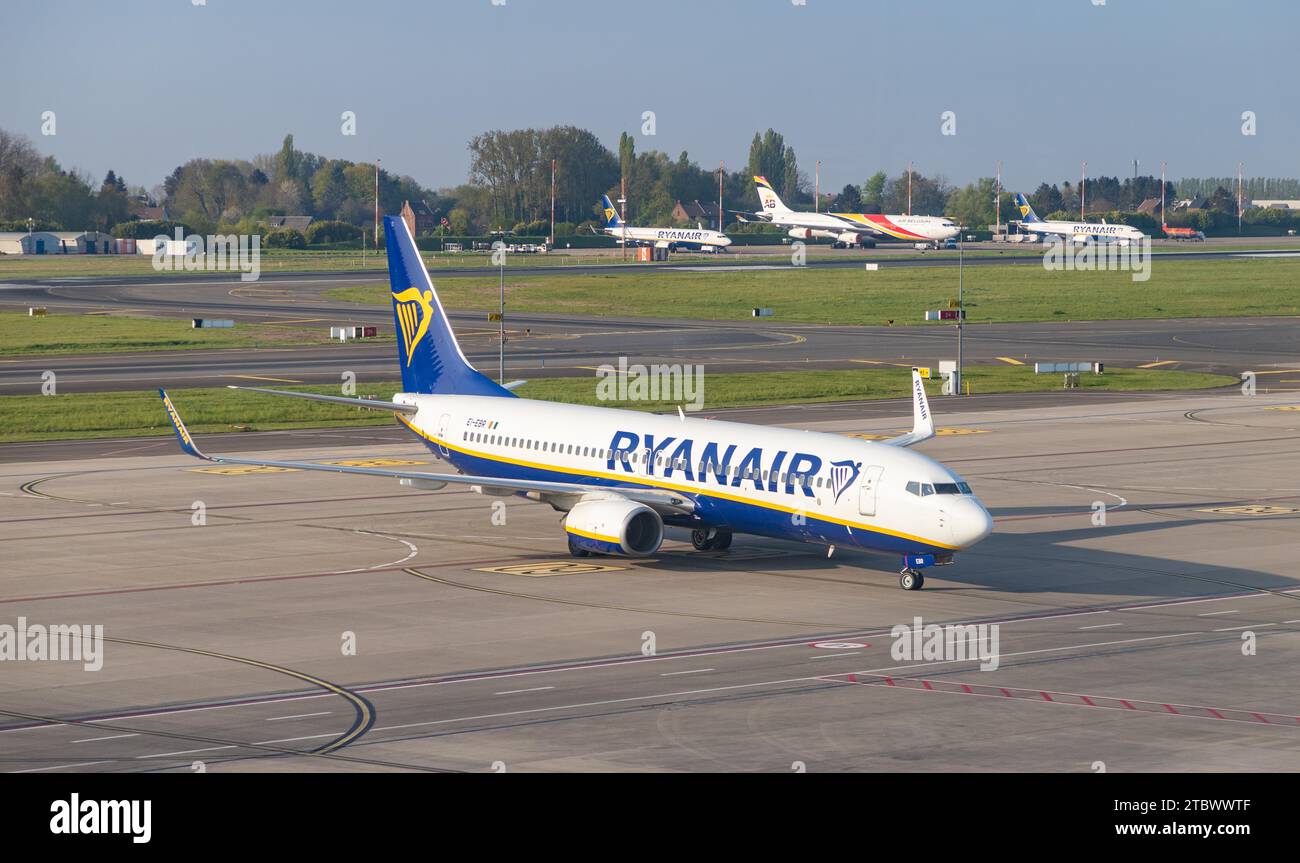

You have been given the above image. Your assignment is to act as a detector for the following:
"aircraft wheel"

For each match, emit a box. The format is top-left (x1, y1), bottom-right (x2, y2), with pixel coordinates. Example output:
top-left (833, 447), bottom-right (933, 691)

top-left (568, 538), bottom-right (591, 558)
top-left (691, 528), bottom-right (716, 551)
top-left (899, 569), bottom-right (924, 591)
top-left (711, 530), bottom-right (733, 551)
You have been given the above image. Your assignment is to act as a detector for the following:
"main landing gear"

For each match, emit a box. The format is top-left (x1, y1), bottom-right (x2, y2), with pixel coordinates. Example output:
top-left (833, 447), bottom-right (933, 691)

top-left (691, 527), bottom-right (732, 551)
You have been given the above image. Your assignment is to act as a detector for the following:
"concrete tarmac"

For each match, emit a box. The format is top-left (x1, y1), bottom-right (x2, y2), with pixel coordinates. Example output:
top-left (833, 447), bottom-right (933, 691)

top-left (2, 389), bottom-right (1299, 772)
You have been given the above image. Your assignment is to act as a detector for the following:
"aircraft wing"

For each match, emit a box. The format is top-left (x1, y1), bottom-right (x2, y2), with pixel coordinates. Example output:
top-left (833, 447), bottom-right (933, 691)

top-left (226, 386), bottom-right (418, 413)
top-left (160, 390), bottom-right (695, 515)
top-left (882, 368), bottom-right (936, 447)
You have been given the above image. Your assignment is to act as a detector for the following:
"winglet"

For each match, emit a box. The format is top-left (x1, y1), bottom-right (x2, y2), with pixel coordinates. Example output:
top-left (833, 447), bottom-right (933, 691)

top-left (159, 389), bottom-right (207, 459)
top-left (882, 368), bottom-right (935, 447)
top-left (910, 367), bottom-right (935, 440)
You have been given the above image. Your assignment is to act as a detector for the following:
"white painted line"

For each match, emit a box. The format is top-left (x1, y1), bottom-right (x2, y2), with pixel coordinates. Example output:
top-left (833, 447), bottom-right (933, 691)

top-left (1213, 623), bottom-right (1276, 632)
top-left (495, 686), bottom-right (555, 696)
top-left (72, 733), bottom-right (139, 743)
top-left (265, 712), bottom-right (332, 722)
top-left (1079, 622), bottom-right (1123, 630)
top-left (660, 668), bottom-right (715, 676)
top-left (1198, 610), bottom-right (1239, 616)
top-left (367, 631), bottom-right (1214, 738)
top-left (138, 745), bottom-right (236, 759)
top-left (11, 761), bottom-right (113, 773)
top-left (811, 652), bottom-right (861, 659)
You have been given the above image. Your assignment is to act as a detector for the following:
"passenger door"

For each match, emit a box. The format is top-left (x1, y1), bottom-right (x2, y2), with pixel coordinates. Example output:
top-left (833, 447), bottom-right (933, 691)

top-left (858, 465), bottom-right (885, 516)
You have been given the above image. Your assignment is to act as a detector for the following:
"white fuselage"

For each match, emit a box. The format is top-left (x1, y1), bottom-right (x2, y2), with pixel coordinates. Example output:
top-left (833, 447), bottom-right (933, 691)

top-left (1022, 220), bottom-right (1145, 243)
top-left (604, 225), bottom-right (732, 248)
top-left (766, 208), bottom-right (961, 242)
top-left (394, 393), bottom-right (993, 556)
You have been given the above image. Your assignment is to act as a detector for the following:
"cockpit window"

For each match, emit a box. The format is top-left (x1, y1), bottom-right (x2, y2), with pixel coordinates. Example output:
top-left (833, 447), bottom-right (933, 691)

top-left (934, 482), bottom-right (973, 495)
top-left (908, 480), bottom-right (972, 496)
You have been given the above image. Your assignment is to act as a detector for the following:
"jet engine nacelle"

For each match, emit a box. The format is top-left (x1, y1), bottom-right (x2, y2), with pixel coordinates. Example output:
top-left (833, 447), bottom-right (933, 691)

top-left (836, 231), bottom-right (861, 245)
top-left (564, 498), bottom-right (663, 556)
top-left (788, 228), bottom-right (842, 241)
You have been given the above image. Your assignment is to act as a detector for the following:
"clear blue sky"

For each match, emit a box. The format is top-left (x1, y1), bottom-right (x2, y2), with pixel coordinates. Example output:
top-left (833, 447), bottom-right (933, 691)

top-left (1, 0), bottom-right (1293, 194)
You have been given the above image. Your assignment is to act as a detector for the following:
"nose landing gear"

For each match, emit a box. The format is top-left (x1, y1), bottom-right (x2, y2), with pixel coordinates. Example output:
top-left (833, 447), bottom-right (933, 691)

top-left (899, 553), bottom-right (934, 590)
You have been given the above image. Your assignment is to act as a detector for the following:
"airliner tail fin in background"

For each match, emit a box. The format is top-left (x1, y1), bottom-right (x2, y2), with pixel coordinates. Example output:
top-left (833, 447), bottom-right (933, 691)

top-left (600, 194), bottom-right (623, 228)
top-left (385, 215), bottom-right (514, 398)
top-left (1014, 192), bottom-right (1042, 224)
top-left (754, 175), bottom-right (791, 215)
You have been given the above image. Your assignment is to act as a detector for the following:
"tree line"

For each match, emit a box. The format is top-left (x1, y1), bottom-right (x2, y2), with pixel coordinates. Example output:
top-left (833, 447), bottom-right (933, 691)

top-left (2, 123), bottom-right (1298, 240)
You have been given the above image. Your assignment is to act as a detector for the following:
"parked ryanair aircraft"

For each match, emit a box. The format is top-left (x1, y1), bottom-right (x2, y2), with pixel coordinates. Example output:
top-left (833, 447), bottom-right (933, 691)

top-left (598, 194), bottom-right (732, 251)
top-left (743, 176), bottom-right (961, 248)
top-left (1013, 193), bottom-right (1146, 245)
top-left (160, 216), bottom-right (991, 589)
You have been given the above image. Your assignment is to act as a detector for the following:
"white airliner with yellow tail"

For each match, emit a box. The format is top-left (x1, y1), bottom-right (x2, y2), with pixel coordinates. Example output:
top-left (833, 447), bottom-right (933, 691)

top-left (160, 216), bottom-right (991, 589)
top-left (598, 194), bottom-right (731, 251)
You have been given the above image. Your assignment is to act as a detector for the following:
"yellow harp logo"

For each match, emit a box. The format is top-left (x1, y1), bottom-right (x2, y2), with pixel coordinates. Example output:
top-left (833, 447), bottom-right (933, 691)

top-left (392, 287), bottom-right (435, 367)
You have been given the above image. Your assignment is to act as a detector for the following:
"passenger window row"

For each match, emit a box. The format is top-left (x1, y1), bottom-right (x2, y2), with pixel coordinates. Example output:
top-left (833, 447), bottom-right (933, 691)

top-left (460, 430), bottom-right (821, 491)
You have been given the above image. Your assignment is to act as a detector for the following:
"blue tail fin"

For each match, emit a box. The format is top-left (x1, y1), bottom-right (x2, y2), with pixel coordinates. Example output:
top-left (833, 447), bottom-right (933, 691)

top-left (384, 215), bottom-right (514, 398)
top-left (600, 194), bottom-right (622, 228)
top-left (1014, 193), bottom-right (1042, 223)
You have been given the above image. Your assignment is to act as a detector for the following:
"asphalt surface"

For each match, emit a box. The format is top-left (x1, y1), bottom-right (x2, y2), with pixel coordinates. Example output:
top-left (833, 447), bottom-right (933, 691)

top-left (2, 269), bottom-right (1298, 395)
top-left (3, 390), bottom-right (1299, 772)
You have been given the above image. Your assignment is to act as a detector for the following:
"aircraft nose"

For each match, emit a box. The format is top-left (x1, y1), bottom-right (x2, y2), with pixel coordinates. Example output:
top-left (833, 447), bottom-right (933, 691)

top-left (951, 497), bottom-right (993, 548)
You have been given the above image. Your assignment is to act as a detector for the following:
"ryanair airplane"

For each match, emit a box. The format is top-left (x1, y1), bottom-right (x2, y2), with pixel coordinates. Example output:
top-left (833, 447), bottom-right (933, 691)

top-left (599, 194), bottom-right (732, 251)
top-left (160, 216), bottom-right (991, 590)
top-left (1013, 192), bottom-right (1146, 246)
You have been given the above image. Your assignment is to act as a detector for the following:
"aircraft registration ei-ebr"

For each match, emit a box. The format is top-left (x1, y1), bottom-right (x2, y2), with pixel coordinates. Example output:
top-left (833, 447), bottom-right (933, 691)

top-left (160, 216), bottom-right (992, 590)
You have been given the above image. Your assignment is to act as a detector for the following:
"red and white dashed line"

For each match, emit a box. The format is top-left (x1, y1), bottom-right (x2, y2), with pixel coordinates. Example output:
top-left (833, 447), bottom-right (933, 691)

top-left (826, 673), bottom-right (1300, 728)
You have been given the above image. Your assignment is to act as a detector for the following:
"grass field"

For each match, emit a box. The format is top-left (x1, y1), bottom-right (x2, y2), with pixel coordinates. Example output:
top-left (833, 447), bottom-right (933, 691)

top-left (0, 312), bottom-right (380, 356)
top-left (322, 257), bottom-right (1300, 325)
top-left (3, 240), bottom-right (1297, 280)
top-left (0, 366), bottom-right (1234, 442)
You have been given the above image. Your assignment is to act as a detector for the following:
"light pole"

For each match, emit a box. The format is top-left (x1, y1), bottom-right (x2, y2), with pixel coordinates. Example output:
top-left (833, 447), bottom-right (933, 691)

top-left (957, 229), bottom-right (964, 395)
top-left (494, 229), bottom-right (507, 382)
top-left (618, 195), bottom-right (627, 262)
top-left (373, 160), bottom-right (381, 247)
top-left (27, 217), bottom-right (34, 253)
